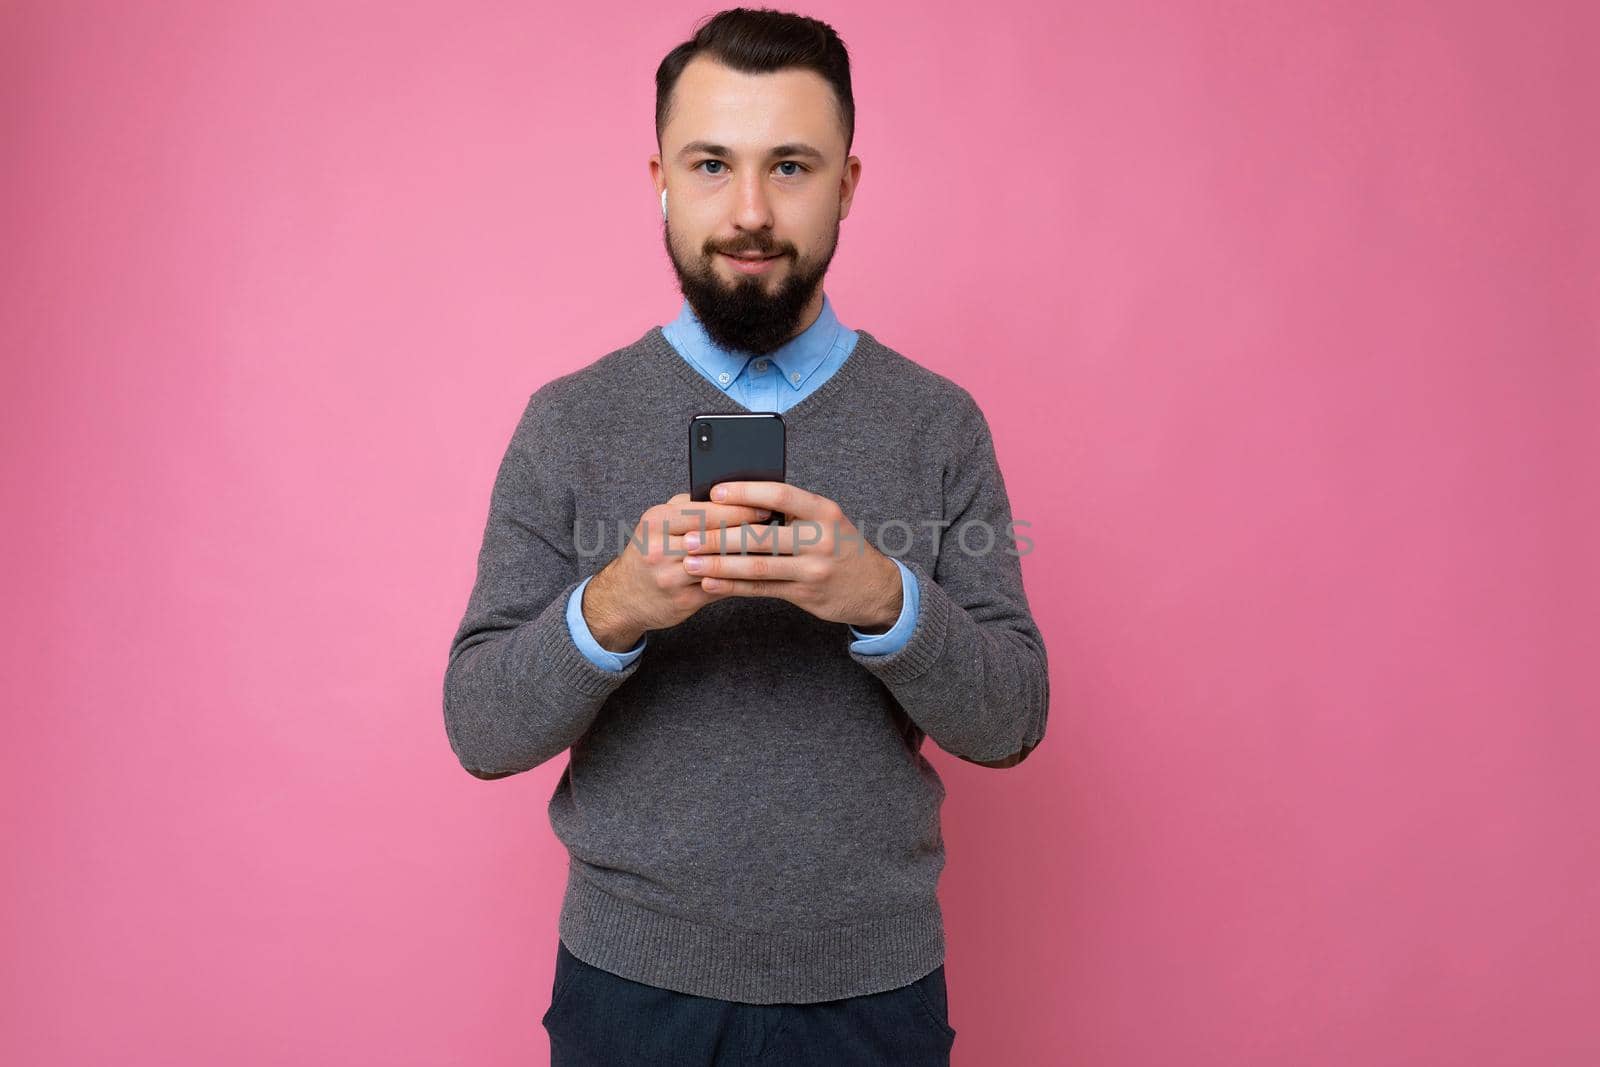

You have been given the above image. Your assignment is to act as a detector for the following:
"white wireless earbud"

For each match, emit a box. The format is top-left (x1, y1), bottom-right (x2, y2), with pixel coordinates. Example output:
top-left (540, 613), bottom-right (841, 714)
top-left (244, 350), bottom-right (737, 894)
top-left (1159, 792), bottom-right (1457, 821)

top-left (661, 188), bottom-right (668, 218)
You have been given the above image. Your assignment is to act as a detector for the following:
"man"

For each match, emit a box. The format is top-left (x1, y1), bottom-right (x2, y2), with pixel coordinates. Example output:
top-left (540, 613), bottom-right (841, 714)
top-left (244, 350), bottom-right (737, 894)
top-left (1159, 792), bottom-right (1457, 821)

top-left (443, 8), bottom-right (1049, 1064)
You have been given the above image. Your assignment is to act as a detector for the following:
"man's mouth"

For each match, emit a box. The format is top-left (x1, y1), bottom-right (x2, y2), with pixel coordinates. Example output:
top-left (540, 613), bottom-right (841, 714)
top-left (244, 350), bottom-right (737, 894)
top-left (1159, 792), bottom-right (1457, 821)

top-left (720, 252), bottom-right (783, 274)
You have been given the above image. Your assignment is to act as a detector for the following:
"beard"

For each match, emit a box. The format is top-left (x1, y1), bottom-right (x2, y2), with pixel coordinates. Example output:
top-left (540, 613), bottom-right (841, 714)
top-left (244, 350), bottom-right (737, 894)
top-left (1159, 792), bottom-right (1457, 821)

top-left (663, 213), bottom-right (839, 356)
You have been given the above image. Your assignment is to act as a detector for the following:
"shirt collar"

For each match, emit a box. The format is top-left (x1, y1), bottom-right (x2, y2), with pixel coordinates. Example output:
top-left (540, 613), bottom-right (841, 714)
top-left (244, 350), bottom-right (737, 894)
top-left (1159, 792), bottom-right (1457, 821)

top-left (664, 291), bottom-right (842, 394)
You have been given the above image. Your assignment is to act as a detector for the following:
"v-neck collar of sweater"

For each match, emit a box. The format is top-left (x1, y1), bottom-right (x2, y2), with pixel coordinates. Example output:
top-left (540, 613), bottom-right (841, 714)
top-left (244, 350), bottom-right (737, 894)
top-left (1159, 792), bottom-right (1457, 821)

top-left (639, 322), bottom-right (883, 422)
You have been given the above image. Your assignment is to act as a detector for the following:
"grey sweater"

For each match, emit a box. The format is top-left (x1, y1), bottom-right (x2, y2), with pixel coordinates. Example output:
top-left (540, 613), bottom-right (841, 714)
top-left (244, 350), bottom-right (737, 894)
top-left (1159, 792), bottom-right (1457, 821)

top-left (443, 323), bottom-right (1050, 1003)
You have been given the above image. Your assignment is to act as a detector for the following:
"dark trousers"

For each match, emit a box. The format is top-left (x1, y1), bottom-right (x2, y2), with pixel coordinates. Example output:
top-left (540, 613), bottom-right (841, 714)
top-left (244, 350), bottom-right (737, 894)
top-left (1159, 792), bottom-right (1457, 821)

top-left (543, 939), bottom-right (957, 1066)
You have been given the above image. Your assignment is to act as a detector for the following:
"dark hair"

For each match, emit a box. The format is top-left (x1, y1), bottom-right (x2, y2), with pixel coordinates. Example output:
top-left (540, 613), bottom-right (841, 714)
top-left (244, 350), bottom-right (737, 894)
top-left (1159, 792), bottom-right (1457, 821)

top-left (655, 7), bottom-right (855, 154)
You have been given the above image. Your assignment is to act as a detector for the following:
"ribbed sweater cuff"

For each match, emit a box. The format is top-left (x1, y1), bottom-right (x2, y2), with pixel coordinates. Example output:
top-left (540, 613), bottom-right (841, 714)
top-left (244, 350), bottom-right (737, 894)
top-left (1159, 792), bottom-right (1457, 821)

top-left (846, 558), bottom-right (949, 683)
top-left (538, 576), bottom-right (644, 697)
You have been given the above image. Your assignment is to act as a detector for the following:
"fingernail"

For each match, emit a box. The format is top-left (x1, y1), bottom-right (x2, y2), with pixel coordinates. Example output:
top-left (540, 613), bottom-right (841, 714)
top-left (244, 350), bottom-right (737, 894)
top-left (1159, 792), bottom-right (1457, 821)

top-left (713, 486), bottom-right (727, 500)
top-left (684, 532), bottom-right (700, 549)
top-left (684, 556), bottom-right (705, 571)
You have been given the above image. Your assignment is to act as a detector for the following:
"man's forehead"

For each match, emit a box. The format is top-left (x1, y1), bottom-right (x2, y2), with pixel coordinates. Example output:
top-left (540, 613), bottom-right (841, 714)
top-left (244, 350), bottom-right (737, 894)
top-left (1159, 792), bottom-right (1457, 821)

top-left (664, 58), bottom-right (842, 154)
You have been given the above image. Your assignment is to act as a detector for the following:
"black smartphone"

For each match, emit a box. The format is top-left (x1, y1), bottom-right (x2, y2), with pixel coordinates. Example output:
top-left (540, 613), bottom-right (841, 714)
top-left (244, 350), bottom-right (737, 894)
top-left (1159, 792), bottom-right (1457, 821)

top-left (688, 412), bottom-right (787, 525)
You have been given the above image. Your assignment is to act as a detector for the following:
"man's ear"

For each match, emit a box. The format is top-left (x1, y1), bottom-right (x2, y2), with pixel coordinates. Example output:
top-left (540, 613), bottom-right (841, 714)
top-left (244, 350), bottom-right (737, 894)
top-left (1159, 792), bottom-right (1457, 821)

top-left (649, 155), bottom-right (665, 206)
top-left (839, 155), bottom-right (862, 221)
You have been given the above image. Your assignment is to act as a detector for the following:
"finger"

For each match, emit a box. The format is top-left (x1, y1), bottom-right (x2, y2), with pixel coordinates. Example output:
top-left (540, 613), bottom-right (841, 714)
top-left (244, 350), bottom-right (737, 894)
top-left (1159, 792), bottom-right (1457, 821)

top-left (687, 520), bottom-right (810, 555)
top-left (682, 554), bottom-right (804, 582)
top-left (664, 502), bottom-right (772, 535)
top-left (710, 481), bottom-right (831, 522)
top-left (656, 534), bottom-right (713, 586)
top-left (696, 576), bottom-right (798, 600)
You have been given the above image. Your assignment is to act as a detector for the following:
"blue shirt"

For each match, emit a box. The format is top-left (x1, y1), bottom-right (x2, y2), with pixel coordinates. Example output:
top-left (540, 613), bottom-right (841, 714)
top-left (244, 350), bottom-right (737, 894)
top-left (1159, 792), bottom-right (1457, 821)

top-left (566, 292), bottom-right (921, 670)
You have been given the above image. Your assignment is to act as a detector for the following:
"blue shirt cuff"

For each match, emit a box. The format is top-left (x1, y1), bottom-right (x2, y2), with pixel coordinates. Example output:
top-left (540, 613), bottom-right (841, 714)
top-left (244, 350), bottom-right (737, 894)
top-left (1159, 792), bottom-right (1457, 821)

top-left (848, 558), bottom-right (919, 655)
top-left (567, 574), bottom-right (646, 671)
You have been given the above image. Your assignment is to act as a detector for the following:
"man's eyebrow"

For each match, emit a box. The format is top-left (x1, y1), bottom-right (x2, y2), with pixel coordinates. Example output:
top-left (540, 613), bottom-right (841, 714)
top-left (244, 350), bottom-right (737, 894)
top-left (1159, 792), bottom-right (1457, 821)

top-left (676, 141), bottom-right (826, 162)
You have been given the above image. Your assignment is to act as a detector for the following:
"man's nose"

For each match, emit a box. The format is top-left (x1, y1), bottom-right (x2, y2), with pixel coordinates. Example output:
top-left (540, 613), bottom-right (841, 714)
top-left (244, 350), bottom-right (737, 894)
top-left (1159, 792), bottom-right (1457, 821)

top-left (731, 170), bottom-right (775, 231)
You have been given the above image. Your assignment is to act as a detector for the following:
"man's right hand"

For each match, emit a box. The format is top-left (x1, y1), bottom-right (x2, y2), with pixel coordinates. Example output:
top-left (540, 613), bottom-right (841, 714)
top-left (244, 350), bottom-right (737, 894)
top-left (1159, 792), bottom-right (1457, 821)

top-left (581, 492), bottom-right (772, 652)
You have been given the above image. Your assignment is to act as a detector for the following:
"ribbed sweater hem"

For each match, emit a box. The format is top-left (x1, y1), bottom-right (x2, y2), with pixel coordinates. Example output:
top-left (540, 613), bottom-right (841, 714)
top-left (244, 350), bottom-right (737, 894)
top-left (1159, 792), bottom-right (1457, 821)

top-left (556, 864), bottom-right (947, 1004)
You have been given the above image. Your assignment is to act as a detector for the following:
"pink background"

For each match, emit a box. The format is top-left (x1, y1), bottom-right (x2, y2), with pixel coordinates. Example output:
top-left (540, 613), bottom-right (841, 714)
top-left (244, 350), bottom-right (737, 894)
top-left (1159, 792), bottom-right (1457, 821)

top-left (4, 2), bottom-right (1596, 1064)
